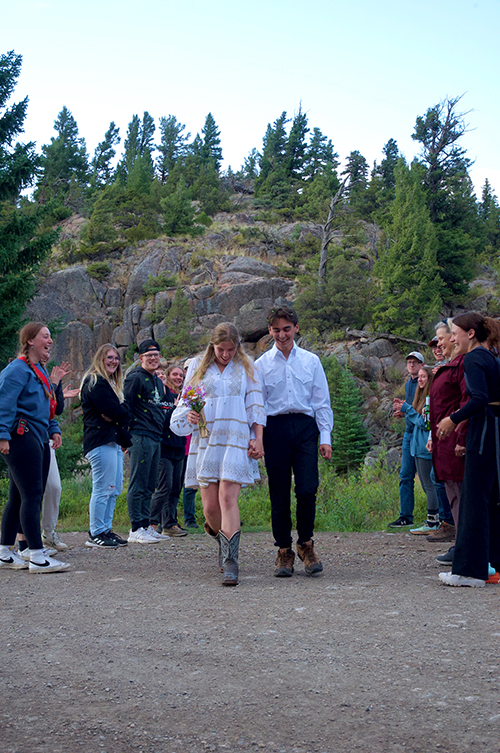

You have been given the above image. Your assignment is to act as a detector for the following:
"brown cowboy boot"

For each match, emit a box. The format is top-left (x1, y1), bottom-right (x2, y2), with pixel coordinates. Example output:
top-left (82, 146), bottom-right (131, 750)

top-left (296, 539), bottom-right (323, 575)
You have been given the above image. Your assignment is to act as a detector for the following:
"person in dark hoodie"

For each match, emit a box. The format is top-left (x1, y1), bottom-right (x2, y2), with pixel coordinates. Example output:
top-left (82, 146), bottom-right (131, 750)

top-left (124, 339), bottom-right (167, 544)
top-left (150, 364), bottom-right (188, 537)
top-left (81, 344), bottom-right (132, 549)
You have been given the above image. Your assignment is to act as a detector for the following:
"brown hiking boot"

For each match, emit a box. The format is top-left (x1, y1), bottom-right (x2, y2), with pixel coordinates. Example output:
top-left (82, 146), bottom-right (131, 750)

top-left (426, 521), bottom-right (456, 543)
top-left (296, 540), bottom-right (323, 575)
top-left (274, 548), bottom-right (295, 577)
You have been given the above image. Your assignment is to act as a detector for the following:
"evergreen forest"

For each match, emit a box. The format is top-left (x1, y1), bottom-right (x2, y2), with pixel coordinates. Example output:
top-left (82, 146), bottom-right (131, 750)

top-left (2, 49), bottom-right (500, 364)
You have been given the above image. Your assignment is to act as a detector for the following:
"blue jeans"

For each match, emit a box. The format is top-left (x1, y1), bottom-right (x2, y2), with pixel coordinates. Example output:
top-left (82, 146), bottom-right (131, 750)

top-left (399, 432), bottom-right (416, 521)
top-left (183, 486), bottom-right (197, 526)
top-left (127, 434), bottom-right (160, 530)
top-left (430, 465), bottom-right (454, 524)
top-left (86, 443), bottom-right (123, 536)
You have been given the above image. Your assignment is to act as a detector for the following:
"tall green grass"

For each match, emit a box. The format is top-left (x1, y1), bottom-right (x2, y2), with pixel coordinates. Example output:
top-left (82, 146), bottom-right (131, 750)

top-left (0, 459), bottom-right (427, 534)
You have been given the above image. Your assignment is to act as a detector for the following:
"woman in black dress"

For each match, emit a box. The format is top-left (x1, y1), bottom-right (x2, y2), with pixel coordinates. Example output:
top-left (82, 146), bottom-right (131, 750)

top-left (437, 312), bottom-right (500, 587)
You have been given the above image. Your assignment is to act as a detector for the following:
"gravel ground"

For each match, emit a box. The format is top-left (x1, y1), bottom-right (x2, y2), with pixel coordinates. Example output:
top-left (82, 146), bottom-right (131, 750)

top-left (1, 529), bottom-right (499, 753)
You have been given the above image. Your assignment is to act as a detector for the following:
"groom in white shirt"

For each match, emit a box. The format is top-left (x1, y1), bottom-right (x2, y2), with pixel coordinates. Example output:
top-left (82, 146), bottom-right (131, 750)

top-left (255, 305), bottom-right (333, 578)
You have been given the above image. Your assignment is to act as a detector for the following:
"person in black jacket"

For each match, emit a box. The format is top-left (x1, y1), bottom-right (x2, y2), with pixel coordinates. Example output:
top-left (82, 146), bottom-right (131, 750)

top-left (150, 364), bottom-right (188, 537)
top-left (81, 344), bottom-right (132, 549)
top-left (437, 313), bottom-right (500, 587)
top-left (124, 339), bottom-right (167, 544)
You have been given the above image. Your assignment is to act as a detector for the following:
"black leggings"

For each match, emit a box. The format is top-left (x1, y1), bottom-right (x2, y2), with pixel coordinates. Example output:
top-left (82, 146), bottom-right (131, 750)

top-left (0, 432), bottom-right (50, 549)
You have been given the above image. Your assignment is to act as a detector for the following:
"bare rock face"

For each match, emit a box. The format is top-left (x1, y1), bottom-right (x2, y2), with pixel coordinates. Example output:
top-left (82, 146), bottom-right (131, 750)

top-left (51, 321), bottom-right (94, 376)
top-left (26, 265), bottom-right (106, 323)
top-left (224, 258), bottom-right (278, 278)
top-left (124, 244), bottom-right (181, 306)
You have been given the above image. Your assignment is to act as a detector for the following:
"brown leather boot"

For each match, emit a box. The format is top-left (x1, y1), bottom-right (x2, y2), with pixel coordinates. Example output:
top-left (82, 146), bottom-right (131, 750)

top-left (426, 521), bottom-right (456, 542)
top-left (274, 547), bottom-right (295, 577)
top-left (296, 540), bottom-right (323, 575)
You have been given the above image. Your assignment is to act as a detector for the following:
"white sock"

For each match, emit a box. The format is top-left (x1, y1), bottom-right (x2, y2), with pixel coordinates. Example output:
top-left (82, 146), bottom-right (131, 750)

top-left (30, 548), bottom-right (48, 564)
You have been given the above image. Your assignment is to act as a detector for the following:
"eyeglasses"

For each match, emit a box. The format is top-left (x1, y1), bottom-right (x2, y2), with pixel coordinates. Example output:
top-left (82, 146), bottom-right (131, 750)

top-left (143, 352), bottom-right (160, 358)
top-left (105, 357), bottom-right (120, 362)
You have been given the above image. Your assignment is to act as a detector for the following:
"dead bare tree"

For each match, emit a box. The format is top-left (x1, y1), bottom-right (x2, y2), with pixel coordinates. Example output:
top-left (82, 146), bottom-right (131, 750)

top-left (319, 177), bottom-right (348, 282)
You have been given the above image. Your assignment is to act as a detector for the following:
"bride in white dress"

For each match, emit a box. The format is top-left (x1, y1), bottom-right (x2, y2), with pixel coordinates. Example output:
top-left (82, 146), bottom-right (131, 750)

top-left (170, 323), bottom-right (266, 586)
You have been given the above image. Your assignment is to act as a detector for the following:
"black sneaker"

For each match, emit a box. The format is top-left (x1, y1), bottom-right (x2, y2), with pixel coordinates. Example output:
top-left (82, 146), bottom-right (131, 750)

top-left (106, 531), bottom-right (128, 546)
top-left (436, 546), bottom-right (455, 564)
top-left (388, 516), bottom-right (413, 527)
top-left (85, 532), bottom-right (119, 549)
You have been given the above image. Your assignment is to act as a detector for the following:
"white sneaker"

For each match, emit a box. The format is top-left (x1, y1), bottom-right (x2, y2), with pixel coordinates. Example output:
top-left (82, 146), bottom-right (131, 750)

top-left (29, 555), bottom-right (70, 573)
top-left (147, 525), bottom-right (170, 540)
top-left (18, 547), bottom-right (57, 561)
top-left (42, 530), bottom-right (69, 551)
top-left (0, 550), bottom-right (28, 570)
top-left (127, 527), bottom-right (160, 544)
top-left (439, 572), bottom-right (485, 588)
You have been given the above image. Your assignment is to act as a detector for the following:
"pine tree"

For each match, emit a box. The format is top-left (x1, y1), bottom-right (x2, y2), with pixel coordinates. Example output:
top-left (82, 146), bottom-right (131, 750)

top-left (156, 115), bottom-right (190, 183)
top-left (303, 127), bottom-right (338, 180)
top-left (479, 179), bottom-right (500, 253)
top-left (412, 96), bottom-right (479, 299)
top-left (160, 286), bottom-right (198, 359)
top-left (0, 50), bottom-right (56, 364)
top-left (285, 104), bottom-right (309, 181)
top-left (160, 179), bottom-right (200, 235)
top-left (342, 150), bottom-right (368, 210)
top-left (90, 121), bottom-right (120, 189)
top-left (240, 148), bottom-right (259, 179)
top-left (117, 112), bottom-right (156, 189)
top-left (322, 356), bottom-right (369, 473)
top-left (373, 160), bottom-right (442, 338)
top-left (36, 106), bottom-right (89, 206)
top-left (200, 113), bottom-right (222, 171)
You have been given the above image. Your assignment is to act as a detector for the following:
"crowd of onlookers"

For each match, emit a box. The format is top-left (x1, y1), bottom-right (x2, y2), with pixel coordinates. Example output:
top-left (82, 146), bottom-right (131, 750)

top-left (1, 308), bottom-right (499, 588)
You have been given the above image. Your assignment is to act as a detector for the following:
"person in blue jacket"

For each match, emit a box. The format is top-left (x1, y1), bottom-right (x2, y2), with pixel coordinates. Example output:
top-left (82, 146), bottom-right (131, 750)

top-left (0, 322), bottom-right (69, 573)
top-left (389, 351), bottom-right (424, 527)
top-left (394, 366), bottom-right (439, 534)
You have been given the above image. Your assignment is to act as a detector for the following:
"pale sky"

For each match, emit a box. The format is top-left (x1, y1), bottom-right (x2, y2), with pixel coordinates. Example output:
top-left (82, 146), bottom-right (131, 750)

top-left (3, 0), bottom-right (500, 198)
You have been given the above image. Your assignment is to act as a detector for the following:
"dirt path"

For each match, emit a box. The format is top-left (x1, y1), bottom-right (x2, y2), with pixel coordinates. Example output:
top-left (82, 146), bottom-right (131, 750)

top-left (1, 530), bottom-right (499, 753)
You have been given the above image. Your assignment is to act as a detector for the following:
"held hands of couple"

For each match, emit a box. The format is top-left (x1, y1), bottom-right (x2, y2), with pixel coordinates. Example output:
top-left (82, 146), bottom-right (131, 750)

top-left (247, 437), bottom-right (264, 460)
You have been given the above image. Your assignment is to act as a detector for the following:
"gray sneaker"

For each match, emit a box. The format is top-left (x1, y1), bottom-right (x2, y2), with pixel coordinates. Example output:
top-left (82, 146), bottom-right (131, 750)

top-left (42, 530), bottom-right (68, 551)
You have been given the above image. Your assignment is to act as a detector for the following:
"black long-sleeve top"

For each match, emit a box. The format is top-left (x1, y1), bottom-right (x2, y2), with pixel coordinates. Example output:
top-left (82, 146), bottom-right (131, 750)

top-left (160, 387), bottom-right (186, 460)
top-left (81, 374), bottom-right (132, 455)
top-left (450, 347), bottom-right (500, 450)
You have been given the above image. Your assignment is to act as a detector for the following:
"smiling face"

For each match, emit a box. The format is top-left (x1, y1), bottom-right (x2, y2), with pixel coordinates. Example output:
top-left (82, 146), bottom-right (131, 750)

top-left (139, 349), bottom-right (161, 374)
top-left (451, 323), bottom-right (475, 355)
top-left (435, 326), bottom-right (453, 359)
top-left (269, 317), bottom-right (299, 357)
top-left (417, 368), bottom-right (429, 389)
top-left (28, 327), bottom-right (53, 364)
top-left (214, 341), bottom-right (236, 369)
top-left (168, 367), bottom-right (184, 391)
top-left (104, 349), bottom-right (120, 376)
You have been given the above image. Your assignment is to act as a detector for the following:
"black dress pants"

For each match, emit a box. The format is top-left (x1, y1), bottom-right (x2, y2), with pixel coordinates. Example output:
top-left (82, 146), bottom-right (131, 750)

top-left (263, 413), bottom-right (319, 548)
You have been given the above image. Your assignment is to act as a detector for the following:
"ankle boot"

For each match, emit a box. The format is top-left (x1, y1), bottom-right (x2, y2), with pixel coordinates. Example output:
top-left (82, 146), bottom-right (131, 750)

top-left (219, 530), bottom-right (240, 586)
top-left (204, 521), bottom-right (223, 572)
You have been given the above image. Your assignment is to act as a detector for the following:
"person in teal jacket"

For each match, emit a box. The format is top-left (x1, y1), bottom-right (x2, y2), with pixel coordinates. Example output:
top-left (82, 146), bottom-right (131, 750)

top-left (394, 366), bottom-right (440, 534)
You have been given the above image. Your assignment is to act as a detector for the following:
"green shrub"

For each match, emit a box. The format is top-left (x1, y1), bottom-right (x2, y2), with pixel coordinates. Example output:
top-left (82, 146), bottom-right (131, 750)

top-left (86, 261), bottom-right (111, 282)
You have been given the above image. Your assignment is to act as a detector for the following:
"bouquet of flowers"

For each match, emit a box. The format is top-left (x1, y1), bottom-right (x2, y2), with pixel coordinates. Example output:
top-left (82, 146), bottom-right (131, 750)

top-left (182, 384), bottom-right (209, 438)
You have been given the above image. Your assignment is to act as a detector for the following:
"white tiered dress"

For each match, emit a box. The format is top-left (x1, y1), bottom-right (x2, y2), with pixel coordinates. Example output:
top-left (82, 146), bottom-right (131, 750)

top-left (170, 359), bottom-right (266, 488)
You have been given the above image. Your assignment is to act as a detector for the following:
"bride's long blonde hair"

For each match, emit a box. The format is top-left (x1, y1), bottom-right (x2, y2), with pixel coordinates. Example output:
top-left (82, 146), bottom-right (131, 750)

top-left (190, 323), bottom-right (255, 385)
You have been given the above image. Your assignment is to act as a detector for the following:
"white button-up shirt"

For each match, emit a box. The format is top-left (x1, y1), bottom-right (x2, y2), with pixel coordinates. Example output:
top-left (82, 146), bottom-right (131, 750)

top-left (255, 342), bottom-right (333, 446)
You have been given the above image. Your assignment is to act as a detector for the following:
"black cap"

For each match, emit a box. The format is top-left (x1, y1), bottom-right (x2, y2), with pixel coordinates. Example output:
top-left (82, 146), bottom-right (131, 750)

top-left (138, 339), bottom-right (160, 354)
